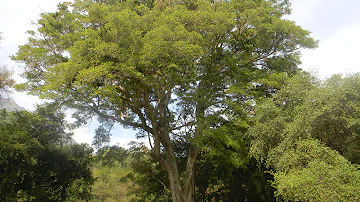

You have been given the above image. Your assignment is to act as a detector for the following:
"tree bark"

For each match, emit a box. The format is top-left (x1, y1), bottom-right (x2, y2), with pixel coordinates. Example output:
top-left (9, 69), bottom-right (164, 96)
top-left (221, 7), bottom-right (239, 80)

top-left (162, 134), bottom-right (185, 202)
top-left (155, 88), bottom-right (199, 202)
top-left (160, 132), bottom-right (199, 202)
top-left (183, 147), bottom-right (198, 202)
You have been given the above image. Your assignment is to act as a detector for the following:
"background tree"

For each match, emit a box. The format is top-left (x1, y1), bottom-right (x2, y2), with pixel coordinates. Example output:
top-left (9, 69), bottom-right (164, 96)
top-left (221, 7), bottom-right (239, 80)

top-left (91, 145), bottom-right (134, 202)
top-left (95, 144), bottom-right (128, 167)
top-left (0, 105), bottom-right (94, 202)
top-left (12, 0), bottom-right (316, 201)
top-left (271, 139), bottom-right (360, 202)
top-left (0, 66), bottom-right (14, 97)
top-left (0, 33), bottom-right (15, 97)
top-left (249, 72), bottom-right (360, 201)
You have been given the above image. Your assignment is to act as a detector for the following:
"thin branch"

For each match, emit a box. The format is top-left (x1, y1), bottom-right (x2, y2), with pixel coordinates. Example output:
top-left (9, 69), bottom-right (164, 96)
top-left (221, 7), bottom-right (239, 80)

top-left (90, 102), bottom-right (153, 134)
top-left (147, 132), bottom-right (154, 150)
top-left (171, 121), bottom-right (196, 131)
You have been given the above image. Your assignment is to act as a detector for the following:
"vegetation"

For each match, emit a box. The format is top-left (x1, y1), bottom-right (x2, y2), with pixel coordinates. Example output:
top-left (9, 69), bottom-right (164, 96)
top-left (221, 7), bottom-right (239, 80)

top-left (0, 0), bottom-right (358, 201)
top-left (249, 73), bottom-right (360, 201)
top-left (0, 105), bottom-right (94, 201)
top-left (91, 145), bottom-right (133, 201)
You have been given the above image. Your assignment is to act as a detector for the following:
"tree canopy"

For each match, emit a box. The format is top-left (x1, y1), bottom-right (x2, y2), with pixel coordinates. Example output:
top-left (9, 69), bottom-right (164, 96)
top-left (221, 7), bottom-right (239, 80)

top-left (249, 73), bottom-right (360, 201)
top-left (12, 0), bottom-right (317, 201)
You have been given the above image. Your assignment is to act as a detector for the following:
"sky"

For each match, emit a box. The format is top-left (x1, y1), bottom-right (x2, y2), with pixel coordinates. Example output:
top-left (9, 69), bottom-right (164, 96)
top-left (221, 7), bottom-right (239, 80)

top-left (1, 0), bottom-right (360, 146)
top-left (287, 0), bottom-right (360, 78)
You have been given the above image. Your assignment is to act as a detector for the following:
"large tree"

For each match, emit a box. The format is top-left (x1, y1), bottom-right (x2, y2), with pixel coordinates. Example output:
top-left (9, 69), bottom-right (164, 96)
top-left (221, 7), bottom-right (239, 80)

top-left (12, 0), bottom-right (316, 201)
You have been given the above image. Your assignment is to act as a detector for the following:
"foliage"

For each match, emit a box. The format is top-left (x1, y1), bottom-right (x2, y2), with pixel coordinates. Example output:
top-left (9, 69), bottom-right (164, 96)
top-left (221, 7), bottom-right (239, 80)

top-left (122, 142), bottom-right (172, 202)
top-left (272, 139), bottom-right (360, 202)
top-left (193, 121), bottom-right (275, 201)
top-left (249, 73), bottom-right (360, 201)
top-left (95, 145), bottom-right (128, 167)
top-left (0, 106), bottom-right (94, 202)
top-left (195, 157), bottom-right (276, 202)
top-left (12, 0), bottom-right (316, 200)
top-left (124, 141), bottom-right (276, 202)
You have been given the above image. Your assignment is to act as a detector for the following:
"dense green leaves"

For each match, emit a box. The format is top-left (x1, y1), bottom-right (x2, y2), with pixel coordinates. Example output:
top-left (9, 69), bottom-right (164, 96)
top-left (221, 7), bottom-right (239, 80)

top-left (95, 145), bottom-right (128, 167)
top-left (123, 142), bottom-right (171, 202)
top-left (249, 73), bottom-right (360, 201)
top-left (272, 139), bottom-right (360, 202)
top-left (194, 156), bottom-right (276, 201)
top-left (12, 0), bottom-right (316, 135)
top-left (0, 106), bottom-right (94, 202)
top-left (91, 145), bottom-right (133, 202)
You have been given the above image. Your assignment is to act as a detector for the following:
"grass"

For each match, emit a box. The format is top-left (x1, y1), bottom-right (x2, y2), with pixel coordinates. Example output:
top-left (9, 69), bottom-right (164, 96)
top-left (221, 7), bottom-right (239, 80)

top-left (90, 163), bottom-right (134, 202)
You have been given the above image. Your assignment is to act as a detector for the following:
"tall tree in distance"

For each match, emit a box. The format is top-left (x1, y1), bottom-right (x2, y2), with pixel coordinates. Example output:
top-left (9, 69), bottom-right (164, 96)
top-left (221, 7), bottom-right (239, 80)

top-left (0, 33), bottom-right (15, 97)
top-left (12, 0), bottom-right (317, 201)
top-left (0, 66), bottom-right (14, 97)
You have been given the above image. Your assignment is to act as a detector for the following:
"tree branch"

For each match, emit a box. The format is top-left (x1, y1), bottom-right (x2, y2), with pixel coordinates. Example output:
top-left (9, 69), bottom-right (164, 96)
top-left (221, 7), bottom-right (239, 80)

top-left (90, 101), bottom-right (153, 134)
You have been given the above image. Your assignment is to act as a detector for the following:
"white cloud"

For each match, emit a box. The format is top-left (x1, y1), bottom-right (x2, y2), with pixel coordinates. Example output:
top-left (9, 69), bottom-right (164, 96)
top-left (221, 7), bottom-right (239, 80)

top-left (72, 124), bottom-right (147, 148)
top-left (287, 0), bottom-right (324, 28)
top-left (300, 24), bottom-right (360, 79)
top-left (72, 127), bottom-right (94, 145)
top-left (0, 0), bottom-right (60, 46)
top-left (287, 0), bottom-right (360, 78)
top-left (11, 92), bottom-right (43, 111)
top-left (110, 136), bottom-right (149, 149)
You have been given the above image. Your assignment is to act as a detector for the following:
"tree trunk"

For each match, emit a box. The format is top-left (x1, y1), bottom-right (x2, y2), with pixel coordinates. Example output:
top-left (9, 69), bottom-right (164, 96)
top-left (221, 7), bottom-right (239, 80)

top-left (162, 132), bottom-right (198, 202)
top-left (162, 134), bottom-right (185, 202)
top-left (167, 162), bottom-right (184, 202)
top-left (183, 147), bottom-right (198, 202)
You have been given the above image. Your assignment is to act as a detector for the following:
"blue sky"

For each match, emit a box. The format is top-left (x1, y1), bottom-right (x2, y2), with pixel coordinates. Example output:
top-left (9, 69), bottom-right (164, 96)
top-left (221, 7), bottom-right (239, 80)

top-left (1, 0), bottom-right (360, 146)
